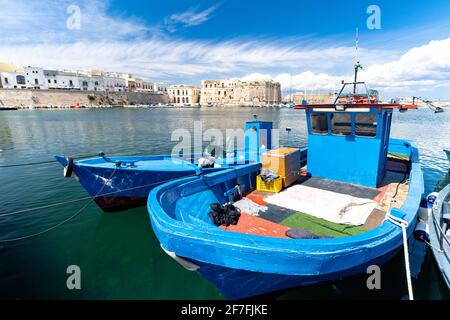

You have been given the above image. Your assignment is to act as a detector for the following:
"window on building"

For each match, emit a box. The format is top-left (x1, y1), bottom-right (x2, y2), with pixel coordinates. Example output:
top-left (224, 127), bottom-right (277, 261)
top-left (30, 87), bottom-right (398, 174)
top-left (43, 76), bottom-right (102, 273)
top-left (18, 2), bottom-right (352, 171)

top-left (4, 78), bottom-right (8, 84)
top-left (355, 114), bottom-right (377, 137)
top-left (331, 113), bottom-right (352, 136)
top-left (16, 75), bottom-right (26, 85)
top-left (48, 79), bottom-right (51, 83)
top-left (69, 80), bottom-right (73, 86)
top-left (54, 80), bottom-right (57, 84)
top-left (310, 113), bottom-right (328, 134)
top-left (34, 79), bottom-right (38, 85)
top-left (95, 81), bottom-right (99, 86)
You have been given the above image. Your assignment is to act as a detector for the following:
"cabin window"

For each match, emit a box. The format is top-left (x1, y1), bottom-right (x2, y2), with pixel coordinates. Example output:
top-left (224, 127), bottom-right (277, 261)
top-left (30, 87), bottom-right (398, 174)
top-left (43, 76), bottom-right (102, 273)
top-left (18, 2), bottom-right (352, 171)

top-left (310, 113), bottom-right (328, 134)
top-left (355, 114), bottom-right (377, 137)
top-left (331, 113), bottom-right (352, 136)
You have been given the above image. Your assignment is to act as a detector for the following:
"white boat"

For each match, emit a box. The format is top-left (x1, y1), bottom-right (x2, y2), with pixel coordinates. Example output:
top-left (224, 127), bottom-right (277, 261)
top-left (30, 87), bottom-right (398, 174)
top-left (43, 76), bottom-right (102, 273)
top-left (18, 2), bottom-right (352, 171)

top-left (429, 182), bottom-right (450, 290)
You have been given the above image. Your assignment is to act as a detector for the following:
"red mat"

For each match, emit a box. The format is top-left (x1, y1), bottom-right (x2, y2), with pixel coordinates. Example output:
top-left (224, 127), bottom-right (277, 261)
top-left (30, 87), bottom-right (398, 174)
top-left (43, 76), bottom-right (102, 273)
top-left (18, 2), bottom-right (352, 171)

top-left (221, 212), bottom-right (290, 238)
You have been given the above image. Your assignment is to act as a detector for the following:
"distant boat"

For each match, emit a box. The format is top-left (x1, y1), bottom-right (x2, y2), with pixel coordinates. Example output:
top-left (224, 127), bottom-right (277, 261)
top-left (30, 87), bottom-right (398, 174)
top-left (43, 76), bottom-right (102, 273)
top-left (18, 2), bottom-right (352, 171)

top-left (0, 107), bottom-right (17, 111)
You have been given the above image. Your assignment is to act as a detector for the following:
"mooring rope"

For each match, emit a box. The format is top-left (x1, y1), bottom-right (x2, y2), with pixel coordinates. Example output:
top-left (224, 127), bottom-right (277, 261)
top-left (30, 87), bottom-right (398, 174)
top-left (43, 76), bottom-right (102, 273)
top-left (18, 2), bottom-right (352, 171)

top-left (0, 153), bottom-right (98, 168)
top-left (385, 200), bottom-right (414, 301)
top-left (0, 173), bottom-right (200, 218)
top-left (0, 169), bottom-right (117, 243)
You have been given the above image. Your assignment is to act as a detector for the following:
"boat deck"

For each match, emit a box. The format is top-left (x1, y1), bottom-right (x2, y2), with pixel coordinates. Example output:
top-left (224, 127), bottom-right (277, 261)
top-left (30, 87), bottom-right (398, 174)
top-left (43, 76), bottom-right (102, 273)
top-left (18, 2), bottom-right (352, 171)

top-left (223, 159), bottom-right (410, 239)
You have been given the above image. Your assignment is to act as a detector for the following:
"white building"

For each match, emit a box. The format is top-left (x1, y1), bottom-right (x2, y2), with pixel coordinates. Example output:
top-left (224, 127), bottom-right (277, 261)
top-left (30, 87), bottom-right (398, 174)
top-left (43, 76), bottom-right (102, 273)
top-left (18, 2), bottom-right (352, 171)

top-left (103, 75), bottom-right (127, 92)
top-left (24, 67), bottom-right (48, 89)
top-left (168, 85), bottom-right (200, 105)
top-left (0, 63), bottom-right (26, 89)
top-left (154, 82), bottom-right (168, 94)
top-left (44, 70), bottom-right (80, 90)
top-left (77, 74), bottom-right (105, 91)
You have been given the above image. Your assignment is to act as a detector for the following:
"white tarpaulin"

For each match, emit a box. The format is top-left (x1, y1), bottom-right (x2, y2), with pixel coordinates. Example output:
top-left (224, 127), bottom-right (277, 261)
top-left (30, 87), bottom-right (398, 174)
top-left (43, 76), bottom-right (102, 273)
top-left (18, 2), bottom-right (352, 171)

top-left (264, 184), bottom-right (377, 225)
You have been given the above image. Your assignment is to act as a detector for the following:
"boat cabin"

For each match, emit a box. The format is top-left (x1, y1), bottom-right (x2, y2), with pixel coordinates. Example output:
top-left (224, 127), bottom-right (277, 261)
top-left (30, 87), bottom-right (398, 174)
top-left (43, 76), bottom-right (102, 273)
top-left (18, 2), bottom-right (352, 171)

top-left (305, 103), bottom-right (392, 188)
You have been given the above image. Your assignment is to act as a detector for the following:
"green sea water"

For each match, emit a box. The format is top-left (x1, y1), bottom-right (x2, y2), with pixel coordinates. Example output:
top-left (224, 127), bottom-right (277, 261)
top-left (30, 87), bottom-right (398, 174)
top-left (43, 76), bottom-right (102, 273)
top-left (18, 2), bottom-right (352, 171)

top-left (0, 107), bottom-right (449, 300)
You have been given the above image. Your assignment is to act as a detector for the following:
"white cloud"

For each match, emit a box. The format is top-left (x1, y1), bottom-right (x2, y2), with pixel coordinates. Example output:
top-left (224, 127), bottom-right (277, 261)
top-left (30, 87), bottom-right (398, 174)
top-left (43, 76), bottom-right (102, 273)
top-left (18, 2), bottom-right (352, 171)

top-left (164, 5), bottom-right (220, 32)
top-left (1, 0), bottom-right (450, 98)
top-left (0, 0), bottom-right (154, 44)
top-left (236, 37), bottom-right (450, 99)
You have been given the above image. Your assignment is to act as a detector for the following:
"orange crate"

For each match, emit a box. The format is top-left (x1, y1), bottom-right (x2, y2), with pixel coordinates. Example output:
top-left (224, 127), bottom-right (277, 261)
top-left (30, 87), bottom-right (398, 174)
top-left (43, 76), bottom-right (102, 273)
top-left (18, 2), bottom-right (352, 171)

top-left (262, 148), bottom-right (301, 185)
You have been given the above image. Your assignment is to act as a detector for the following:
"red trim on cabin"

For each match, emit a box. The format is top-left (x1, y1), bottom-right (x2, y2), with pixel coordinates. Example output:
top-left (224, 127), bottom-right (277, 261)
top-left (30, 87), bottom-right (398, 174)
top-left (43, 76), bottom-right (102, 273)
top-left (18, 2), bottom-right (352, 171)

top-left (294, 103), bottom-right (417, 110)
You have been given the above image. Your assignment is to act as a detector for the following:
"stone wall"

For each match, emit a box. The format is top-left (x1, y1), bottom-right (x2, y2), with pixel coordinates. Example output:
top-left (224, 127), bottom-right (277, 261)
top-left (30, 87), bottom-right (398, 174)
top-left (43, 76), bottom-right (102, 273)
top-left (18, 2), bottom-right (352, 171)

top-left (0, 89), bottom-right (169, 107)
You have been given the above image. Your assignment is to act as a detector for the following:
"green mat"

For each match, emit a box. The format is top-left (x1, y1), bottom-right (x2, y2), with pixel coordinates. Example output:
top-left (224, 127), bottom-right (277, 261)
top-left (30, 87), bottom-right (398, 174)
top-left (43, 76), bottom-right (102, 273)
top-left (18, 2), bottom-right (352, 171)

top-left (280, 212), bottom-right (368, 238)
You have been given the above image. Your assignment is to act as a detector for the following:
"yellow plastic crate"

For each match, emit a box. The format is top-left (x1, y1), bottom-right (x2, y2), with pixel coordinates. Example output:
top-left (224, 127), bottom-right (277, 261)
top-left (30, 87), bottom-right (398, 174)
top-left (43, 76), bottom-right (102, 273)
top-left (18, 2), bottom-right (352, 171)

top-left (256, 175), bottom-right (283, 193)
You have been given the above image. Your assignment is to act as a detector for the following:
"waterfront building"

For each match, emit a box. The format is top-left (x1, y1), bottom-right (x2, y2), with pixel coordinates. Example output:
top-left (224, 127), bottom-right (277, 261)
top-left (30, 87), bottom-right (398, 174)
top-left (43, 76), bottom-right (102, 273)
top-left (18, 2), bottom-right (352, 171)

top-left (0, 63), bottom-right (26, 89)
top-left (200, 79), bottom-right (281, 105)
top-left (168, 85), bottom-right (200, 105)
top-left (0, 62), bottom-right (171, 98)
top-left (103, 75), bottom-right (127, 92)
top-left (286, 92), bottom-right (336, 105)
top-left (24, 67), bottom-right (48, 90)
top-left (154, 82), bottom-right (169, 94)
top-left (233, 80), bottom-right (281, 105)
top-left (44, 70), bottom-right (80, 90)
top-left (200, 80), bottom-right (237, 104)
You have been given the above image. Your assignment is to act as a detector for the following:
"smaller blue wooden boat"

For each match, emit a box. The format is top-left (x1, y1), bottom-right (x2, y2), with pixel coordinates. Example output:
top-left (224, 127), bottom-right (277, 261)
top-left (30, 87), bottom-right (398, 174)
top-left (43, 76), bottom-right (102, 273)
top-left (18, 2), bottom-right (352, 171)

top-left (428, 152), bottom-right (450, 290)
top-left (55, 121), bottom-right (273, 212)
top-left (55, 154), bottom-right (218, 212)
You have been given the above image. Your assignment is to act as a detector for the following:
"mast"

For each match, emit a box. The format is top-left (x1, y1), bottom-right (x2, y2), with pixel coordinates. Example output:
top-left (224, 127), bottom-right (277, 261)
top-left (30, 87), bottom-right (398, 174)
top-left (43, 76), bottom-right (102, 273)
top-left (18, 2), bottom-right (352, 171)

top-left (289, 74), bottom-right (292, 104)
top-left (353, 28), bottom-right (359, 94)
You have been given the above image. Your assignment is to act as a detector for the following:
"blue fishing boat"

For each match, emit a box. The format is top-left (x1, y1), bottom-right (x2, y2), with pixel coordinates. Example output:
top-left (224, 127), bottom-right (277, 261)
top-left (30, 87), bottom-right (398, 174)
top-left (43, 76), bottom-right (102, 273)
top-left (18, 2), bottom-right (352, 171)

top-left (147, 78), bottom-right (424, 299)
top-left (55, 121), bottom-right (273, 212)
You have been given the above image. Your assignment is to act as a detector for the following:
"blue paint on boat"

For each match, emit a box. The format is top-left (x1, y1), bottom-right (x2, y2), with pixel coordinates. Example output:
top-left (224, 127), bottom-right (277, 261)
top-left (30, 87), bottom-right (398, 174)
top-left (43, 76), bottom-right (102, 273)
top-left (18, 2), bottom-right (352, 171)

top-left (306, 106), bottom-right (392, 188)
top-left (54, 153), bottom-right (259, 212)
top-left (55, 120), bottom-right (272, 212)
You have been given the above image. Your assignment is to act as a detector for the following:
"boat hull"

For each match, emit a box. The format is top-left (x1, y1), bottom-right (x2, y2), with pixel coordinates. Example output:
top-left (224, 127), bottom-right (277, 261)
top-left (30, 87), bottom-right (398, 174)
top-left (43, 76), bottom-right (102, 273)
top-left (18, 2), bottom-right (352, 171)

top-left (188, 245), bottom-right (402, 299)
top-left (55, 155), bottom-right (199, 212)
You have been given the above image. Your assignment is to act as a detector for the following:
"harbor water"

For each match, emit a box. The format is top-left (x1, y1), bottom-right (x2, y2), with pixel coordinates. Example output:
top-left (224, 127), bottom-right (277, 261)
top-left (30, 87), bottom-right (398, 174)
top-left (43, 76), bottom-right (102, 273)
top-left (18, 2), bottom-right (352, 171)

top-left (0, 107), bottom-right (449, 300)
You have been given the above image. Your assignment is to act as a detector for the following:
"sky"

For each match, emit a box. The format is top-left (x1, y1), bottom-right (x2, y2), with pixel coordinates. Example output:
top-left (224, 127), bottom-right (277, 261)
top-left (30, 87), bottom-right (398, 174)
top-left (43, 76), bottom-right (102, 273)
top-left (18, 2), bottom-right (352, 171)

top-left (1, 0), bottom-right (450, 99)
